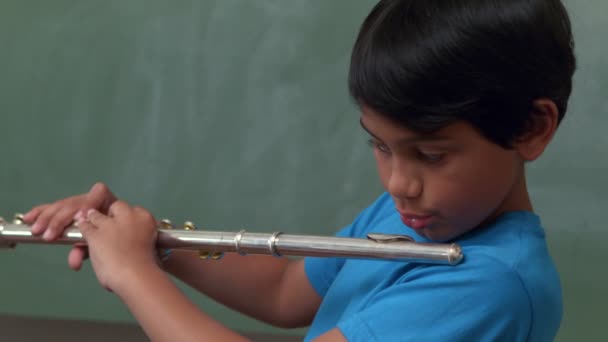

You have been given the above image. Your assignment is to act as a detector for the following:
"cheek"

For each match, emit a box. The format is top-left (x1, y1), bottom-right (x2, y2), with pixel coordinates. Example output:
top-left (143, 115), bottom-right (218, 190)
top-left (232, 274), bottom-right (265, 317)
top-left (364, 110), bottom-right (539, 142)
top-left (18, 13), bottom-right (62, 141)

top-left (374, 152), bottom-right (391, 188)
top-left (434, 154), bottom-right (518, 223)
top-left (430, 179), bottom-right (499, 236)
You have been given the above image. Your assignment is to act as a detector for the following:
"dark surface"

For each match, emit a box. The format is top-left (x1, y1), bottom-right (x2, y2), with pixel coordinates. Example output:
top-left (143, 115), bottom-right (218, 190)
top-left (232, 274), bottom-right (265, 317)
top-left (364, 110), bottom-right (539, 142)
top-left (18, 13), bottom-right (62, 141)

top-left (0, 315), bottom-right (301, 342)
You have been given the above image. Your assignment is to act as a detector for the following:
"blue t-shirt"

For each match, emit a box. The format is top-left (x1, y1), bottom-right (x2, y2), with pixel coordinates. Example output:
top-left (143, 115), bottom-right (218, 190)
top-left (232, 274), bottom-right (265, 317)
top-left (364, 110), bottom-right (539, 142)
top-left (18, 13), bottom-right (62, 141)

top-left (304, 193), bottom-right (562, 342)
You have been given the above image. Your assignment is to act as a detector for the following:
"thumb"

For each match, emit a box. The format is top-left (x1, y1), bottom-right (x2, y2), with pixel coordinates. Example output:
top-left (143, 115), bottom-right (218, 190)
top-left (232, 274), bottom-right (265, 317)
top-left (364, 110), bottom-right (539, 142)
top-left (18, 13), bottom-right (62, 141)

top-left (68, 245), bottom-right (89, 271)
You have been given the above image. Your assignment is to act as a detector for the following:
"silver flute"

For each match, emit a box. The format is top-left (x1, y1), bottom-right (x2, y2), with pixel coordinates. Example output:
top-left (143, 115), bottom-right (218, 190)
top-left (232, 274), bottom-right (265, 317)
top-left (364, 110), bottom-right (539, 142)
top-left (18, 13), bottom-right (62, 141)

top-left (0, 215), bottom-right (464, 265)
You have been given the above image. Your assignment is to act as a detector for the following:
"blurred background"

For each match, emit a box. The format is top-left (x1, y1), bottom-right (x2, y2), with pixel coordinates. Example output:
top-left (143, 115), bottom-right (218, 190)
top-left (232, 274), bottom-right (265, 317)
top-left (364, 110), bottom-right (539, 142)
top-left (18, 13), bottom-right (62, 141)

top-left (0, 0), bottom-right (605, 340)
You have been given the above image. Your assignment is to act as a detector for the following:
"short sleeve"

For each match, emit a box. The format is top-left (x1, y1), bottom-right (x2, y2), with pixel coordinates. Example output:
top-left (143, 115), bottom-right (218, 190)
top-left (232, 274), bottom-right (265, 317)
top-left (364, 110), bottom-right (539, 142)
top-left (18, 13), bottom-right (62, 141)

top-left (337, 260), bottom-right (533, 342)
top-left (305, 193), bottom-right (394, 297)
top-left (304, 225), bottom-right (351, 297)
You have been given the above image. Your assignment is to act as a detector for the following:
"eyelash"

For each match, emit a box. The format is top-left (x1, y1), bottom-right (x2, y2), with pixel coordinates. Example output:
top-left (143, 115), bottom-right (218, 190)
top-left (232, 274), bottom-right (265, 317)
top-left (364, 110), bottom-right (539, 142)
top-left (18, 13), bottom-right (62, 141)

top-left (418, 151), bottom-right (444, 163)
top-left (367, 139), bottom-right (445, 163)
top-left (367, 139), bottom-right (391, 154)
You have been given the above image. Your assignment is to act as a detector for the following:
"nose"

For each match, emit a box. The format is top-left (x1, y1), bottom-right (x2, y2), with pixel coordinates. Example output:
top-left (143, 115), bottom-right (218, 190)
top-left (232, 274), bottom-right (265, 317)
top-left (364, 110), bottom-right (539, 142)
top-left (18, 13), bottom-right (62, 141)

top-left (387, 163), bottom-right (422, 199)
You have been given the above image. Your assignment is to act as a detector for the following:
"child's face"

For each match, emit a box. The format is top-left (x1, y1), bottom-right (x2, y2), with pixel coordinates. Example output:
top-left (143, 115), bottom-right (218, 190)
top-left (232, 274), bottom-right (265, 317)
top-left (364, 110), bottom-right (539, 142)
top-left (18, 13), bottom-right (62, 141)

top-left (361, 106), bottom-right (531, 242)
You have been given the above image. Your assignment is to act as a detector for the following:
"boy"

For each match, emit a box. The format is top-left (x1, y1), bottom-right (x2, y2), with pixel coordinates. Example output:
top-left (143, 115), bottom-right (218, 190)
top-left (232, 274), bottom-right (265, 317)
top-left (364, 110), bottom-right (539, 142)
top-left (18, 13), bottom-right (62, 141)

top-left (24, 0), bottom-right (575, 341)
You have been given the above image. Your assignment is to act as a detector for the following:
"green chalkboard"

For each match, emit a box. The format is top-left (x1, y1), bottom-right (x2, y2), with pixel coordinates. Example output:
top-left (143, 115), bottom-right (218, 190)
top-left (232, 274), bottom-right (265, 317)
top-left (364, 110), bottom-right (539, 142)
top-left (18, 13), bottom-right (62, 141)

top-left (0, 0), bottom-right (605, 339)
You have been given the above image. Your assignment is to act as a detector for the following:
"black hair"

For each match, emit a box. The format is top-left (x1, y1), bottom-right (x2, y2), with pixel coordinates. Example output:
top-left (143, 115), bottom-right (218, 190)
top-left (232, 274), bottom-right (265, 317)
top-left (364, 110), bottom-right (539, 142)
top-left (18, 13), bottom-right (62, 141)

top-left (349, 0), bottom-right (576, 148)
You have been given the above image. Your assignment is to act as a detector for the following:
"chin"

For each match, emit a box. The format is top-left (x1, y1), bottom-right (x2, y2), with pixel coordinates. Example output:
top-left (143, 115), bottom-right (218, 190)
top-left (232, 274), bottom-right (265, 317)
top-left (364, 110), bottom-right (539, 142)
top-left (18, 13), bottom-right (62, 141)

top-left (418, 229), bottom-right (456, 243)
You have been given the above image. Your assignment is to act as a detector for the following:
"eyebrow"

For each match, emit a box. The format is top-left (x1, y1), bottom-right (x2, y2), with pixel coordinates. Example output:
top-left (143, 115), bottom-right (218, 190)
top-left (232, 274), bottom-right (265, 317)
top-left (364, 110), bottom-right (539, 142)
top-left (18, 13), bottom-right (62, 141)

top-left (359, 119), bottom-right (452, 144)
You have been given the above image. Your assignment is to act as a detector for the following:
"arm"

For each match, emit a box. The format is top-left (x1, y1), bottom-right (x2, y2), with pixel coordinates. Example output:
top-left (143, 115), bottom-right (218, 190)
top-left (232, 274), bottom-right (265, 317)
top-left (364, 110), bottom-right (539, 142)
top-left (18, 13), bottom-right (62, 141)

top-left (79, 204), bottom-right (252, 341)
top-left (24, 182), bottom-right (323, 327)
top-left (78, 202), bottom-right (328, 341)
top-left (116, 263), bottom-right (250, 342)
top-left (163, 252), bottom-right (322, 328)
top-left (113, 245), bottom-right (344, 341)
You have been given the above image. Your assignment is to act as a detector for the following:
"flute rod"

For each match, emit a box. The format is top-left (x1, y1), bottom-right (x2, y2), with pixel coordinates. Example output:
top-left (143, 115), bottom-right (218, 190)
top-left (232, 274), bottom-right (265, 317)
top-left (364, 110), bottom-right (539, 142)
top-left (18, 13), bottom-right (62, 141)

top-left (0, 221), bottom-right (464, 265)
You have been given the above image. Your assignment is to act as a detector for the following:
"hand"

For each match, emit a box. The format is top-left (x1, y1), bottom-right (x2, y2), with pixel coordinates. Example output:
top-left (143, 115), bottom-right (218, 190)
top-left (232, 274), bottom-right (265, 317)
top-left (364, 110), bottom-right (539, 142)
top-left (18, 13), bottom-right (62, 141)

top-left (78, 201), bottom-right (160, 293)
top-left (22, 182), bottom-right (117, 270)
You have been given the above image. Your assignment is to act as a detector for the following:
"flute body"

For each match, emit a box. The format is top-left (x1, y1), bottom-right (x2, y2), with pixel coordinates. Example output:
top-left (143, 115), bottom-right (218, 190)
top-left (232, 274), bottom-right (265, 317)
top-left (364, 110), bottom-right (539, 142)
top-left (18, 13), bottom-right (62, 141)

top-left (0, 217), bottom-right (464, 265)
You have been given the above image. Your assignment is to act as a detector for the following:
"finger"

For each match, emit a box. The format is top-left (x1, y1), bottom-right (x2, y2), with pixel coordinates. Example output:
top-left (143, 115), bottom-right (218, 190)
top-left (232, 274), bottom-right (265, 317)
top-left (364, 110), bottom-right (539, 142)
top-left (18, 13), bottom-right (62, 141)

top-left (45, 207), bottom-right (78, 241)
top-left (88, 182), bottom-right (117, 211)
top-left (107, 200), bottom-right (131, 219)
top-left (31, 205), bottom-right (62, 236)
top-left (78, 220), bottom-right (98, 242)
top-left (68, 245), bottom-right (89, 271)
top-left (74, 183), bottom-right (116, 222)
top-left (23, 204), bottom-right (50, 224)
top-left (133, 206), bottom-right (159, 240)
top-left (133, 206), bottom-right (155, 222)
top-left (86, 209), bottom-right (112, 227)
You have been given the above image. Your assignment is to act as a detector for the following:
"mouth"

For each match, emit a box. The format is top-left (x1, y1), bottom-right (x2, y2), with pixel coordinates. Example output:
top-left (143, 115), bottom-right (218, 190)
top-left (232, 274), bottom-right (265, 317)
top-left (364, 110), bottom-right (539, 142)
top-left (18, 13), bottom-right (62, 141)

top-left (399, 212), bottom-right (434, 230)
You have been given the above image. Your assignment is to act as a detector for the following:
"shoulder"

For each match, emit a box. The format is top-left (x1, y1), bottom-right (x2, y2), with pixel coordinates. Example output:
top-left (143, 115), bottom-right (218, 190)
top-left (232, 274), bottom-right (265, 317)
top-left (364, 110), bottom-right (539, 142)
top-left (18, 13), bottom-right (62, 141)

top-left (336, 211), bottom-right (561, 341)
top-left (304, 192), bottom-right (395, 296)
top-left (402, 253), bottom-right (533, 309)
top-left (449, 212), bottom-right (563, 341)
top-left (338, 257), bottom-right (533, 341)
top-left (456, 212), bottom-right (562, 307)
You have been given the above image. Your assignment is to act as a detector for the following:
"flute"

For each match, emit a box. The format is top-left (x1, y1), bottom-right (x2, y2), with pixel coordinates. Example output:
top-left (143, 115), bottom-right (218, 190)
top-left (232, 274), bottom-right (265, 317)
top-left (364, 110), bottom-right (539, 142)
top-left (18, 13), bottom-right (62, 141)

top-left (0, 215), bottom-right (464, 265)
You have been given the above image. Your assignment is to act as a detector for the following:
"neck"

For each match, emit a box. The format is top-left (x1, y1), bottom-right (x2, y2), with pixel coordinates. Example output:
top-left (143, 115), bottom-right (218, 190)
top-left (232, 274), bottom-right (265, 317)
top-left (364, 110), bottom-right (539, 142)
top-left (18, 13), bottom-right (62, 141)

top-left (485, 164), bottom-right (534, 226)
top-left (506, 165), bottom-right (534, 213)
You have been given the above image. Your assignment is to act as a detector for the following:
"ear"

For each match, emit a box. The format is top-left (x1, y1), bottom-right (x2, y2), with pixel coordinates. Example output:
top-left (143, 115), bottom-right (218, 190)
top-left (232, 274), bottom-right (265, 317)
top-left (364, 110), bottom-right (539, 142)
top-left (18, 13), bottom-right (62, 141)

top-left (513, 99), bottom-right (560, 161)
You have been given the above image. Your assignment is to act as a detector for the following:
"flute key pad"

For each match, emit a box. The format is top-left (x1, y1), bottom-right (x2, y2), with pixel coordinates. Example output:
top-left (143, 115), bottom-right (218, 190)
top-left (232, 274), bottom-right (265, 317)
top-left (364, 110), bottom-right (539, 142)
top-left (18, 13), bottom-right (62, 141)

top-left (13, 213), bottom-right (25, 225)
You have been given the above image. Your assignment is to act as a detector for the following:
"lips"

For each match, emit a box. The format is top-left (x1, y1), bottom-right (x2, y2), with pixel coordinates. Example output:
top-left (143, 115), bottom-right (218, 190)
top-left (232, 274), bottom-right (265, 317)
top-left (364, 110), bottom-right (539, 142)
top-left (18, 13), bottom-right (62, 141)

top-left (400, 213), bottom-right (434, 230)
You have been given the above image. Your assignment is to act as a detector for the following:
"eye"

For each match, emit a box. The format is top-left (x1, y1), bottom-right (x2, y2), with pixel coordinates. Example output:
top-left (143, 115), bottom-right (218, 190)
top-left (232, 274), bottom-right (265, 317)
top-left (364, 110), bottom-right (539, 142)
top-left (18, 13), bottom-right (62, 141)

top-left (367, 139), bottom-right (391, 154)
top-left (418, 151), bottom-right (445, 163)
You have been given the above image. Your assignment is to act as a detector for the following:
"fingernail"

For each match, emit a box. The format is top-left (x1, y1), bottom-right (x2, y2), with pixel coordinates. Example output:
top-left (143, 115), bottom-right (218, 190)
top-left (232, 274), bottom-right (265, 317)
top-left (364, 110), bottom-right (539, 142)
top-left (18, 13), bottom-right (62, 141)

top-left (74, 212), bottom-right (85, 224)
top-left (31, 222), bottom-right (41, 233)
top-left (43, 229), bottom-right (52, 240)
top-left (87, 209), bottom-right (97, 218)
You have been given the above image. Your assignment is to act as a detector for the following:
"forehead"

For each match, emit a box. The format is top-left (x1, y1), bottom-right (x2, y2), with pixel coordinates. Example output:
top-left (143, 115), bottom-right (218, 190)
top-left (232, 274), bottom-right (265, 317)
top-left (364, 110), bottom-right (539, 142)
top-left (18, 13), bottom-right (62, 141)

top-left (359, 106), bottom-right (483, 144)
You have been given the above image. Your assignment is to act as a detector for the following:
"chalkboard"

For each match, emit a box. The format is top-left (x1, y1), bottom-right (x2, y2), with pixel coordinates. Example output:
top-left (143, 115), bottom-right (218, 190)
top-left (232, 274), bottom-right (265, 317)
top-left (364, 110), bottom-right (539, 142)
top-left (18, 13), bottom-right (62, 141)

top-left (0, 0), bottom-right (605, 339)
